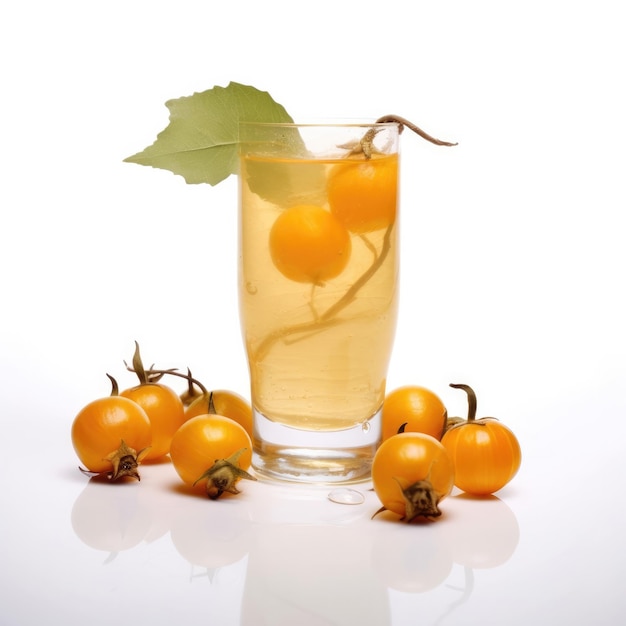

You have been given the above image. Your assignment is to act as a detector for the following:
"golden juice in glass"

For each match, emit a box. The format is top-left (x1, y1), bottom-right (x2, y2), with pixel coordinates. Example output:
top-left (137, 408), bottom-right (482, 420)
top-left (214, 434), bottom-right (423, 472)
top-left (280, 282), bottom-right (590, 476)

top-left (238, 123), bottom-right (399, 483)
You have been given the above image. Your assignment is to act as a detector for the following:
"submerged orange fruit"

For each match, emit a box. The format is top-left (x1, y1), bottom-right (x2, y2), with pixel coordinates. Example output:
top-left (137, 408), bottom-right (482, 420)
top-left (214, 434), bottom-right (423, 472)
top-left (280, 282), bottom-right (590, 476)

top-left (327, 154), bottom-right (398, 233)
top-left (269, 204), bottom-right (351, 284)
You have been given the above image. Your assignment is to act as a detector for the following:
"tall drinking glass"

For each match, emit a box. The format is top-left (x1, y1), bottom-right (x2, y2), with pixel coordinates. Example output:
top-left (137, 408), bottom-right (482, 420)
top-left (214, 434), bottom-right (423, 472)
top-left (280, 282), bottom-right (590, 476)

top-left (238, 122), bottom-right (400, 483)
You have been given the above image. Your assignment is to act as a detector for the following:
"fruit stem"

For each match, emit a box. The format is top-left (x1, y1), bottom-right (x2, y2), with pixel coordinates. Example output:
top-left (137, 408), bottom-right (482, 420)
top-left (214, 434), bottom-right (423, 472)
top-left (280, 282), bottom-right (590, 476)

top-left (375, 115), bottom-right (458, 147)
top-left (131, 340), bottom-right (149, 385)
top-left (179, 367), bottom-right (205, 406)
top-left (106, 373), bottom-right (120, 396)
top-left (321, 223), bottom-right (394, 321)
top-left (450, 383), bottom-right (477, 422)
top-left (124, 364), bottom-right (209, 396)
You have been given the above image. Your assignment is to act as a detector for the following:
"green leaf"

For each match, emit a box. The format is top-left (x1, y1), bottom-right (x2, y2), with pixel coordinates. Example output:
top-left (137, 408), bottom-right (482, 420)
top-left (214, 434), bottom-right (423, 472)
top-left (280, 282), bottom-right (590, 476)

top-left (123, 81), bottom-right (294, 185)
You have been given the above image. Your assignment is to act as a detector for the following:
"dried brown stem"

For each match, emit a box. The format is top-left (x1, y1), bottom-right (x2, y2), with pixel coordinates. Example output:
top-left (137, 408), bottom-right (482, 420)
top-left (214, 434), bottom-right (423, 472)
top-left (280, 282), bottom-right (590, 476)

top-left (375, 114), bottom-right (457, 147)
top-left (124, 364), bottom-right (209, 396)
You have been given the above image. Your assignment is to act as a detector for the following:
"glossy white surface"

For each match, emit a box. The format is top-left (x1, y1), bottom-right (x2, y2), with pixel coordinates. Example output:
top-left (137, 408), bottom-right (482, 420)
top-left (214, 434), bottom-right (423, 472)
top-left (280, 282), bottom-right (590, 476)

top-left (1, 1), bottom-right (625, 624)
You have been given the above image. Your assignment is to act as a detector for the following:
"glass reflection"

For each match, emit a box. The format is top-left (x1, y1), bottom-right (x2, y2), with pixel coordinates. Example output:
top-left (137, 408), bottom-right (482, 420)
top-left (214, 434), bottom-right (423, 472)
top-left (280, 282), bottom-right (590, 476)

top-left (240, 481), bottom-right (391, 625)
top-left (70, 469), bottom-right (519, 626)
top-left (241, 521), bottom-right (391, 626)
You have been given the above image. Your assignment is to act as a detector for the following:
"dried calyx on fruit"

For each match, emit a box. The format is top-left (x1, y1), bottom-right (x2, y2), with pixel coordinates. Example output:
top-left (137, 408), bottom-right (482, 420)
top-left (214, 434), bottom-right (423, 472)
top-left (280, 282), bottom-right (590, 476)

top-left (192, 448), bottom-right (257, 500)
top-left (106, 440), bottom-right (148, 481)
top-left (78, 438), bottom-right (151, 482)
top-left (374, 476), bottom-right (445, 522)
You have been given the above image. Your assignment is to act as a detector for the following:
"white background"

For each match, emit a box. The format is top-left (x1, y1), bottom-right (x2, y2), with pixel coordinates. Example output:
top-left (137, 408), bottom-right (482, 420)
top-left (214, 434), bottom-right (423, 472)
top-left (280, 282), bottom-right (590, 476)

top-left (1, 1), bottom-right (625, 624)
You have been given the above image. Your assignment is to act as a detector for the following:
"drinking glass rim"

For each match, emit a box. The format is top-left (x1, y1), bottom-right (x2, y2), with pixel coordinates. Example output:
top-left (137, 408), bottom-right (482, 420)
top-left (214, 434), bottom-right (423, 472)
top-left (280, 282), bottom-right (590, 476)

top-left (238, 120), bottom-right (400, 129)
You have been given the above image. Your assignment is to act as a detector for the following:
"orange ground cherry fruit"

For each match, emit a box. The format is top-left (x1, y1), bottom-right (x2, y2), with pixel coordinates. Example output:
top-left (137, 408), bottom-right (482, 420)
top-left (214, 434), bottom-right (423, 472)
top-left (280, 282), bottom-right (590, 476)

top-left (71, 376), bottom-right (152, 480)
top-left (121, 342), bottom-right (186, 461)
top-left (441, 384), bottom-right (522, 496)
top-left (327, 154), bottom-right (398, 233)
top-left (372, 431), bottom-right (455, 522)
top-left (269, 204), bottom-right (351, 284)
top-left (169, 414), bottom-right (255, 499)
top-left (185, 389), bottom-right (253, 438)
top-left (382, 385), bottom-right (448, 441)
top-left (121, 382), bottom-right (185, 461)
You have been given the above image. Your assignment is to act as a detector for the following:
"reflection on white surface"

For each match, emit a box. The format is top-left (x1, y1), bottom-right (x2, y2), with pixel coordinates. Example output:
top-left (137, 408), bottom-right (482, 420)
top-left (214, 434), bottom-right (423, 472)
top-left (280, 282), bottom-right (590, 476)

top-left (373, 511), bottom-right (456, 594)
top-left (72, 480), bottom-right (154, 555)
top-left (388, 567), bottom-right (474, 626)
top-left (243, 519), bottom-right (390, 625)
top-left (209, 557), bottom-right (249, 626)
top-left (169, 500), bottom-right (253, 571)
top-left (443, 494), bottom-right (519, 569)
top-left (67, 461), bottom-right (520, 626)
top-left (380, 495), bottom-right (519, 624)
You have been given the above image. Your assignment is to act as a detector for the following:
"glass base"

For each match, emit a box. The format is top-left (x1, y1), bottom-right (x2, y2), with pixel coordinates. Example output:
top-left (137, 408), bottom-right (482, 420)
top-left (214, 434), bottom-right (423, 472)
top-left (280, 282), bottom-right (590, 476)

top-left (251, 408), bottom-right (382, 485)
